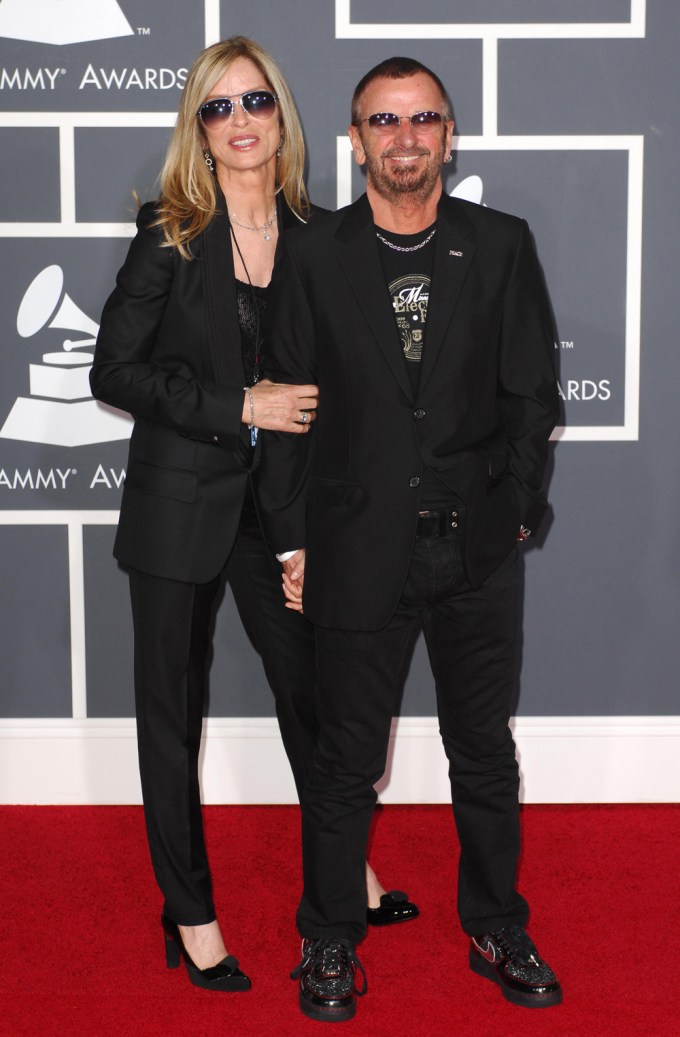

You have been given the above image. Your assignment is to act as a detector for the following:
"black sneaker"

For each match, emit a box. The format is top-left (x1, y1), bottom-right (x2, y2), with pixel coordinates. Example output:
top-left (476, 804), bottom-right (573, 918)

top-left (291, 938), bottom-right (367, 1022)
top-left (470, 925), bottom-right (562, 1008)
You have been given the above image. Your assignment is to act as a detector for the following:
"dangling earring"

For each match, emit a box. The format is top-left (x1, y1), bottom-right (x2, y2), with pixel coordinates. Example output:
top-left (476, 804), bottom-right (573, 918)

top-left (203, 148), bottom-right (215, 173)
top-left (276, 135), bottom-right (284, 159)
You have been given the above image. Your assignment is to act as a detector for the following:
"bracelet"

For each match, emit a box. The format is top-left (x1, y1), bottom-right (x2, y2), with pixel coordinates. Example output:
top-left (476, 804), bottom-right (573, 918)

top-left (244, 385), bottom-right (258, 447)
top-left (244, 386), bottom-right (255, 429)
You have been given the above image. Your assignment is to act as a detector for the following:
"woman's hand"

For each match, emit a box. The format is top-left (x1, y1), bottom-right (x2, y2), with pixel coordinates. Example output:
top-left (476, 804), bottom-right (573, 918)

top-left (243, 378), bottom-right (318, 433)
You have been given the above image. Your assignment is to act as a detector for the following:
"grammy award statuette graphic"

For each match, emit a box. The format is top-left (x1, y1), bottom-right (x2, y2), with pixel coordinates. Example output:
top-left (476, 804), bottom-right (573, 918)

top-left (0, 0), bottom-right (133, 46)
top-left (0, 265), bottom-right (132, 447)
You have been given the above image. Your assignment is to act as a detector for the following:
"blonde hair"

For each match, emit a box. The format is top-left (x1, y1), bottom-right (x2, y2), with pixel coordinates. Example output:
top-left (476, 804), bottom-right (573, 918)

top-left (155, 37), bottom-right (309, 258)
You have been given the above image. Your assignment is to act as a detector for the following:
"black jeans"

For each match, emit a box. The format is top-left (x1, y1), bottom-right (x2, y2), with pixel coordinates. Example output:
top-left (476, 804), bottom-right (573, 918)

top-left (297, 531), bottom-right (529, 943)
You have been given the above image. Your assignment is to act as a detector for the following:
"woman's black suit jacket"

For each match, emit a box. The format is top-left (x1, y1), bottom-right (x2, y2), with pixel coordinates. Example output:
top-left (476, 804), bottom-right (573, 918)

top-left (90, 194), bottom-right (311, 584)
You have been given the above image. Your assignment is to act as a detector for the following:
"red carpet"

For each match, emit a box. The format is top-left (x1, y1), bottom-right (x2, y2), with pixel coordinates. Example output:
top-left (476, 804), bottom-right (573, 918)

top-left (1, 805), bottom-right (677, 1036)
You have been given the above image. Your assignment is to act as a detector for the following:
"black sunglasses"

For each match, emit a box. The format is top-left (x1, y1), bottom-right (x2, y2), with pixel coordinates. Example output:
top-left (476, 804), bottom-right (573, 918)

top-left (360, 111), bottom-right (444, 132)
top-left (197, 90), bottom-right (279, 127)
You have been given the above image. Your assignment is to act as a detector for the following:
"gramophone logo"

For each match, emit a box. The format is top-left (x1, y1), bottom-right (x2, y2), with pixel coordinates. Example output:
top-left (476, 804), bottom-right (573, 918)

top-left (450, 176), bottom-right (485, 205)
top-left (0, 265), bottom-right (132, 447)
top-left (0, 0), bottom-right (133, 46)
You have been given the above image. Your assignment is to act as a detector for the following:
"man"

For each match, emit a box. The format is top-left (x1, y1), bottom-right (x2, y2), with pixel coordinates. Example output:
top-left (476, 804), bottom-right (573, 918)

top-left (261, 57), bottom-right (561, 1022)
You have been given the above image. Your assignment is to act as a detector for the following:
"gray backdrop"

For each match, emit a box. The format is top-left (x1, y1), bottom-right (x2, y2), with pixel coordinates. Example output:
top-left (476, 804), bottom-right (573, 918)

top-left (1, 1), bottom-right (677, 723)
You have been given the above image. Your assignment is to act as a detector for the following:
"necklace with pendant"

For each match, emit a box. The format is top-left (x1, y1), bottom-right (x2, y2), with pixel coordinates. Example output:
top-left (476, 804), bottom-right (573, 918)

top-left (230, 210), bottom-right (278, 241)
top-left (376, 226), bottom-right (437, 252)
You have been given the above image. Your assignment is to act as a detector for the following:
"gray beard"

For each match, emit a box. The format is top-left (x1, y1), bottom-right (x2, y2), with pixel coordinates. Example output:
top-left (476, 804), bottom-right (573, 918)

top-left (365, 150), bottom-right (442, 205)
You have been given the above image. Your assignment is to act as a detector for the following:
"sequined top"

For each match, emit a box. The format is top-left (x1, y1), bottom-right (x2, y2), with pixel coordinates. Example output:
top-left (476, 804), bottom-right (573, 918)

top-left (236, 278), bottom-right (267, 386)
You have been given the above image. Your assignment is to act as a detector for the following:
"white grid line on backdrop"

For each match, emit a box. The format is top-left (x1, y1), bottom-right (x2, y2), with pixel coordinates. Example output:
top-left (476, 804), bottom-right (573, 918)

top-left (335, 0), bottom-right (646, 39)
top-left (333, 14), bottom-right (646, 441)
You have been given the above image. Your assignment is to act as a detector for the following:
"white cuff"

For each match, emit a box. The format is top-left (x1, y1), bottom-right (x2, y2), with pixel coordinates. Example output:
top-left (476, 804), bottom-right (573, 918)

top-left (276, 549), bottom-right (301, 562)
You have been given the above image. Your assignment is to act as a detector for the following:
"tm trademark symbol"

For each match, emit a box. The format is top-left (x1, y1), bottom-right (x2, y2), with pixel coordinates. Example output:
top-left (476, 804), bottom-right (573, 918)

top-left (137, 26), bottom-right (151, 35)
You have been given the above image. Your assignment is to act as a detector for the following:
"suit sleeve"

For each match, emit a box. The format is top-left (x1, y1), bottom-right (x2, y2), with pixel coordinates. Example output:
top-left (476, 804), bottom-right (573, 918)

top-left (498, 220), bottom-right (559, 533)
top-left (90, 203), bottom-right (245, 448)
top-left (257, 235), bottom-right (317, 553)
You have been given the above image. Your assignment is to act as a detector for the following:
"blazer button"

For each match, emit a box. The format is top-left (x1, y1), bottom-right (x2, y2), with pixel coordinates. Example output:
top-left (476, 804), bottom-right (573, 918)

top-left (213, 435), bottom-right (219, 444)
top-left (409, 476), bottom-right (420, 488)
top-left (414, 408), bottom-right (426, 419)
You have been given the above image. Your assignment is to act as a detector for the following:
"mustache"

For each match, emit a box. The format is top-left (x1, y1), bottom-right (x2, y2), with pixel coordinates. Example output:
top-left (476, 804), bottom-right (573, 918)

top-left (381, 146), bottom-right (430, 160)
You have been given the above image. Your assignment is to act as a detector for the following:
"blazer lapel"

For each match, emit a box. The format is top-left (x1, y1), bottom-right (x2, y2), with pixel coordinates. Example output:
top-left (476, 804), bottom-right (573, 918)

top-left (418, 195), bottom-right (476, 395)
top-left (336, 195), bottom-right (414, 401)
top-left (198, 183), bottom-right (243, 388)
top-left (277, 192), bottom-right (308, 236)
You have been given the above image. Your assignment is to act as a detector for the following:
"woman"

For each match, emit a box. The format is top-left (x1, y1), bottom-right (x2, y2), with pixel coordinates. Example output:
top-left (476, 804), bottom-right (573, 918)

top-left (91, 37), bottom-right (417, 992)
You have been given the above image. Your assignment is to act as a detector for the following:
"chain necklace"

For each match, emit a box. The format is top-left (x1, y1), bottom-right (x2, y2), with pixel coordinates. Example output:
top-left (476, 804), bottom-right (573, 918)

top-left (229, 210), bottom-right (278, 241)
top-left (230, 224), bottom-right (263, 447)
top-left (375, 226), bottom-right (437, 252)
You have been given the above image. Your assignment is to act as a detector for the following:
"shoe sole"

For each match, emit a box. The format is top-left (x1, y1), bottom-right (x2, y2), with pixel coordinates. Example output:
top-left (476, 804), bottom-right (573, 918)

top-left (187, 972), bottom-right (251, 992)
top-left (366, 908), bottom-right (420, 927)
top-left (469, 949), bottom-right (563, 1008)
top-left (300, 993), bottom-right (356, 1023)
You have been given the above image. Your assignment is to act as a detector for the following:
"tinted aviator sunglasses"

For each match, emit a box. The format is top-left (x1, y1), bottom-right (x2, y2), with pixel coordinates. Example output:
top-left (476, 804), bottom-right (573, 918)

top-left (197, 90), bottom-right (279, 127)
top-left (360, 111), bottom-right (445, 132)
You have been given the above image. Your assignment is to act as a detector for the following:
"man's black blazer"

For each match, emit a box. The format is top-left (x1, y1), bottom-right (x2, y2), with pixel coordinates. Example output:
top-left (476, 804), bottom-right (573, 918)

top-left (260, 192), bottom-right (559, 630)
top-left (91, 194), bottom-right (309, 584)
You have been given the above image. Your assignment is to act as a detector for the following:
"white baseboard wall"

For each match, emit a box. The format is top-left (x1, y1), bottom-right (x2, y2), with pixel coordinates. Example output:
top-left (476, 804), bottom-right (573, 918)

top-left (2, 716), bottom-right (678, 805)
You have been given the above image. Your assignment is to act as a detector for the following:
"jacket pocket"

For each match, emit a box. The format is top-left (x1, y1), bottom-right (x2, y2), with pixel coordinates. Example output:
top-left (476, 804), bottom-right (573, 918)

top-left (124, 459), bottom-right (198, 503)
top-left (309, 477), bottom-right (363, 507)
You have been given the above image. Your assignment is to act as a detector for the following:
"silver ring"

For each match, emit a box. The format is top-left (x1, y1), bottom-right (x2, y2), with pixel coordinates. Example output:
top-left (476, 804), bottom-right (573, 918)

top-left (300, 410), bottom-right (309, 424)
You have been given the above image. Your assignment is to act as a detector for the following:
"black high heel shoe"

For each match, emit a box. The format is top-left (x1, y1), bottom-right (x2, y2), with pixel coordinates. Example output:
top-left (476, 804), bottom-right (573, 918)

top-left (161, 915), bottom-right (251, 991)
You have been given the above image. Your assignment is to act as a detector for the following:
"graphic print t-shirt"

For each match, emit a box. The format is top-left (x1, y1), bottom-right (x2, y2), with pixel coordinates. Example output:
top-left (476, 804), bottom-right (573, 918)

top-left (376, 223), bottom-right (436, 396)
top-left (376, 222), bottom-right (463, 510)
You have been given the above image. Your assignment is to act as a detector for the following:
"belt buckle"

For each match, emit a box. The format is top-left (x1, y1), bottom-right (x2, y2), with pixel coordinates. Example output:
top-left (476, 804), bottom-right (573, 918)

top-left (417, 508), bottom-right (459, 537)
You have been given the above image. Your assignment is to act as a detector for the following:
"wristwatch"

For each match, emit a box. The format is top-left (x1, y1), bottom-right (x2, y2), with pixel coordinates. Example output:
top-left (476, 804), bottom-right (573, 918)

top-left (517, 525), bottom-right (532, 542)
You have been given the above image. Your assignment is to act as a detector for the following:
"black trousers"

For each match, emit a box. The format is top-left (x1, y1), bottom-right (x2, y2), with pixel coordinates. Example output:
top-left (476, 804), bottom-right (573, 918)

top-left (297, 530), bottom-right (529, 944)
top-left (128, 489), bottom-right (316, 925)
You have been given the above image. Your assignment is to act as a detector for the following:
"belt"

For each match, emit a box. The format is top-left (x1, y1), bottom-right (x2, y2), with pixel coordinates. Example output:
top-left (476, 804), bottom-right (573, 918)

top-left (415, 507), bottom-right (461, 538)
